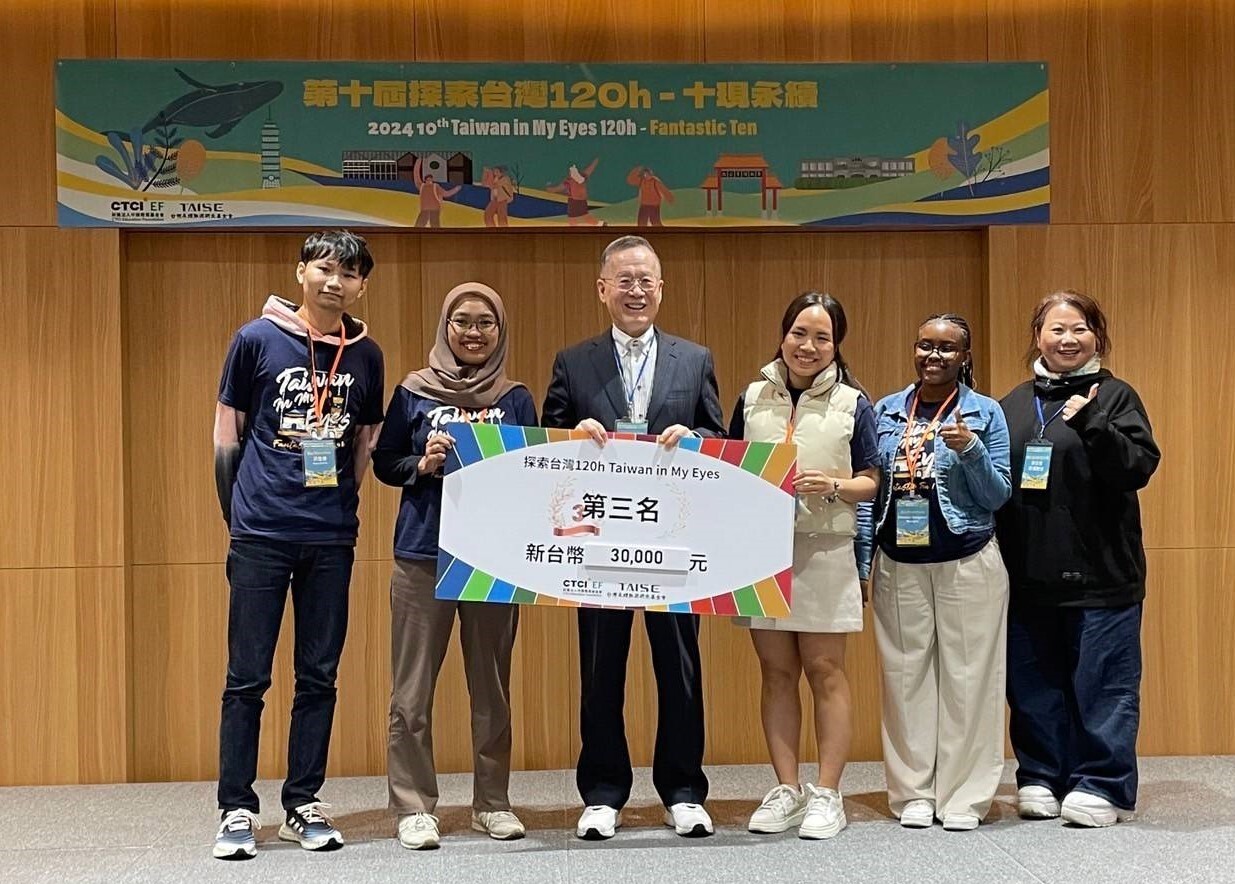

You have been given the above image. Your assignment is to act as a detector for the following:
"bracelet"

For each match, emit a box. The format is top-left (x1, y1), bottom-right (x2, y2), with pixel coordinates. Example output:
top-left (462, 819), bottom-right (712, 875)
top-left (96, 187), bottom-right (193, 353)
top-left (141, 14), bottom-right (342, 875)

top-left (823, 479), bottom-right (841, 503)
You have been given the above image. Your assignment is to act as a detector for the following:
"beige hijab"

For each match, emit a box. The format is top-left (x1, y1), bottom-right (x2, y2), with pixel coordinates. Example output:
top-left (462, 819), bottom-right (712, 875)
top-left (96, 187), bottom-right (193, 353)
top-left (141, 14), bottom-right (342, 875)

top-left (401, 282), bottom-right (524, 408)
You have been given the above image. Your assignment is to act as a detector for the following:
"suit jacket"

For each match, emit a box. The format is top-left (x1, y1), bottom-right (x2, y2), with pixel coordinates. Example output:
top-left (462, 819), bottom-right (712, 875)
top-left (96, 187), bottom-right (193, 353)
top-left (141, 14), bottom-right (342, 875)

top-left (542, 330), bottom-right (725, 437)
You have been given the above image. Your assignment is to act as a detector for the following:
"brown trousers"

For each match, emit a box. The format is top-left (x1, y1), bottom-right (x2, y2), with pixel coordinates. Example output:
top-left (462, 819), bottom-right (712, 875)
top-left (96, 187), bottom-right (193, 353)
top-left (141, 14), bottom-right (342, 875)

top-left (387, 557), bottom-right (518, 813)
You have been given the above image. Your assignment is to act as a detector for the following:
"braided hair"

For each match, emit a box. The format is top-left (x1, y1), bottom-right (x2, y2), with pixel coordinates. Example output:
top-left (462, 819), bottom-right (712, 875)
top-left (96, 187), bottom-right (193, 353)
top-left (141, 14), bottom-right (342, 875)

top-left (921, 312), bottom-right (977, 390)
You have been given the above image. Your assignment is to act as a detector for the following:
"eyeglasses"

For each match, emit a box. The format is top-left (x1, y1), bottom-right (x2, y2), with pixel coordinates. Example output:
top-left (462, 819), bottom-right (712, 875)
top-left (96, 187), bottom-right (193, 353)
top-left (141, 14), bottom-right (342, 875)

top-left (914, 341), bottom-right (963, 356)
top-left (449, 318), bottom-right (499, 334)
top-left (601, 276), bottom-right (661, 293)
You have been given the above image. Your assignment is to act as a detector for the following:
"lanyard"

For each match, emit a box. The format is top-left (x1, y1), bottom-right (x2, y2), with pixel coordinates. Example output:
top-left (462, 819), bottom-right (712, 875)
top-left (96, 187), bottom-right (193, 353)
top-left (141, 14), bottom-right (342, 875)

top-left (900, 387), bottom-right (958, 494)
top-left (1034, 396), bottom-right (1068, 439)
top-left (613, 336), bottom-right (653, 419)
top-left (305, 321), bottom-right (347, 436)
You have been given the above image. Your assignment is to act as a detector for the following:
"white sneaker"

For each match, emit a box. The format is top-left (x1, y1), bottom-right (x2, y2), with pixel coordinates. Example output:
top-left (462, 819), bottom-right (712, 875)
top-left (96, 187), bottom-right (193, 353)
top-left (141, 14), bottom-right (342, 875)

top-left (397, 813), bottom-right (440, 850)
top-left (1018, 785), bottom-right (1061, 819)
top-left (1061, 791), bottom-right (1135, 827)
top-left (472, 809), bottom-right (526, 841)
top-left (748, 784), bottom-right (807, 833)
top-left (576, 805), bottom-right (620, 840)
top-left (942, 813), bottom-right (980, 831)
top-left (213, 808), bottom-right (260, 860)
top-left (798, 784), bottom-right (847, 840)
top-left (664, 802), bottom-right (714, 837)
top-left (278, 802), bottom-right (343, 851)
top-left (899, 799), bottom-right (935, 828)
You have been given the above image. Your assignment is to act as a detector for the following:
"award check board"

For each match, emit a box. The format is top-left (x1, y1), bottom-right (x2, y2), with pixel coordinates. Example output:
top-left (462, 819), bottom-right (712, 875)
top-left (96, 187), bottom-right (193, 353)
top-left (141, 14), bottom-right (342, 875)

top-left (437, 426), bottom-right (796, 616)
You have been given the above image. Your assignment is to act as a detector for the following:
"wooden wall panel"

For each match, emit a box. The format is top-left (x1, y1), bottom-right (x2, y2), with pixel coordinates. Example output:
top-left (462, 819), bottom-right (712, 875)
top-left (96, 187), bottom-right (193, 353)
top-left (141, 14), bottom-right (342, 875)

top-left (3, 0), bottom-right (114, 227)
top-left (114, 0), bottom-right (418, 59)
top-left (0, 568), bottom-right (127, 785)
top-left (704, 0), bottom-right (987, 62)
top-left (416, 0), bottom-right (706, 62)
top-left (2, 228), bottom-right (123, 569)
top-left (988, 224), bottom-right (1235, 552)
top-left (989, 0), bottom-right (1235, 224)
top-left (1139, 549), bottom-right (1235, 755)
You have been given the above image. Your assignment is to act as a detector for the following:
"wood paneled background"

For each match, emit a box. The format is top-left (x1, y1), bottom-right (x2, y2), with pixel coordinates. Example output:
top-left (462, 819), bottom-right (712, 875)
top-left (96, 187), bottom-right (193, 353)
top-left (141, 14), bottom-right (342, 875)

top-left (2, 0), bottom-right (1230, 786)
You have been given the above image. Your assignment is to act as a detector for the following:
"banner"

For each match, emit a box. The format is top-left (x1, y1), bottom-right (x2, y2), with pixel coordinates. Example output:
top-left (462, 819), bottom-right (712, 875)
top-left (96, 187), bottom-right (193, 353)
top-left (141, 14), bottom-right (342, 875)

top-left (55, 60), bottom-right (1048, 230)
top-left (437, 426), bottom-right (796, 615)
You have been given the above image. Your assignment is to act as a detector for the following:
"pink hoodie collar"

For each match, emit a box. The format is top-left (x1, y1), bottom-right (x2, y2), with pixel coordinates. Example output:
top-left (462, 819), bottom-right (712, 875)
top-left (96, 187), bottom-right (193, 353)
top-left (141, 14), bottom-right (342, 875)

top-left (260, 295), bottom-right (369, 346)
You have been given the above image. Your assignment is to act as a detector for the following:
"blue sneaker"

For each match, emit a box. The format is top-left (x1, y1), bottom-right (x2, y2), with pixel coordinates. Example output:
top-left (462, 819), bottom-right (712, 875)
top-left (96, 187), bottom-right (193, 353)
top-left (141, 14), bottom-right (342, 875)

top-left (278, 802), bottom-right (344, 851)
top-left (213, 808), bottom-right (260, 860)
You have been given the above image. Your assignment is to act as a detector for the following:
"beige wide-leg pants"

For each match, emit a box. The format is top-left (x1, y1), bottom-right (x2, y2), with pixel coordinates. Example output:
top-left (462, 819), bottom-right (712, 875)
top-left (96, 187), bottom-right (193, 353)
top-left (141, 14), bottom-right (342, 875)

top-left (387, 557), bottom-right (518, 814)
top-left (872, 540), bottom-right (1009, 821)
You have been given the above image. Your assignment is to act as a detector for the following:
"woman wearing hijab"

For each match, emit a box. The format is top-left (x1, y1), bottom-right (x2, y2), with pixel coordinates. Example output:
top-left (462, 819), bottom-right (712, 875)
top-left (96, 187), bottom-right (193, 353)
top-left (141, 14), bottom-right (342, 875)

top-left (373, 283), bottom-right (538, 850)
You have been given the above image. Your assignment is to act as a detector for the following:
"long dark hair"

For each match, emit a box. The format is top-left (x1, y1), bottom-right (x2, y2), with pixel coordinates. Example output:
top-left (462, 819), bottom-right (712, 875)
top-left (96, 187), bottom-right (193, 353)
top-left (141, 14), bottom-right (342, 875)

top-left (921, 312), bottom-right (977, 390)
top-left (779, 291), bottom-right (868, 398)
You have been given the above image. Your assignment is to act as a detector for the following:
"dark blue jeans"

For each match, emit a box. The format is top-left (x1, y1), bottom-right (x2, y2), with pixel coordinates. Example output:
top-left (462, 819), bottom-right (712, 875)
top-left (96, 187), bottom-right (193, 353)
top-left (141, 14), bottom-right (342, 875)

top-left (1006, 602), bottom-right (1142, 810)
top-left (217, 538), bottom-right (354, 813)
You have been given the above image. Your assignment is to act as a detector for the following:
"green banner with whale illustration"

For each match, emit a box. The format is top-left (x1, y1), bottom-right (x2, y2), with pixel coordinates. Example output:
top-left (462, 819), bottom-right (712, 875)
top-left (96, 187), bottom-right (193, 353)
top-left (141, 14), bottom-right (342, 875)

top-left (55, 60), bottom-right (1048, 229)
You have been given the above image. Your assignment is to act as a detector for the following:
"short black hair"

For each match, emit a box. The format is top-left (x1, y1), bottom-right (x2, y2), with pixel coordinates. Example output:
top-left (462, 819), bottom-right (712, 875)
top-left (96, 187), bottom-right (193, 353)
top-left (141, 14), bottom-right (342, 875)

top-left (300, 230), bottom-right (374, 278)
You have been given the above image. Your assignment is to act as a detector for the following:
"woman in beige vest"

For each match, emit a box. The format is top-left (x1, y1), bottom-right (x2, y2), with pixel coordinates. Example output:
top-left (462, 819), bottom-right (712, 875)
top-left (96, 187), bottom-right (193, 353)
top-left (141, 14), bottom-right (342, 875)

top-left (729, 292), bottom-right (879, 840)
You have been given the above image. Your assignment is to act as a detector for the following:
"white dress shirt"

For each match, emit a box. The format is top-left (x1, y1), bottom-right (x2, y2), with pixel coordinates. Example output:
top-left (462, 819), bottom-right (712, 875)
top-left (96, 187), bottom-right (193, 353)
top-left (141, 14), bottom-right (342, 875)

top-left (611, 325), bottom-right (657, 422)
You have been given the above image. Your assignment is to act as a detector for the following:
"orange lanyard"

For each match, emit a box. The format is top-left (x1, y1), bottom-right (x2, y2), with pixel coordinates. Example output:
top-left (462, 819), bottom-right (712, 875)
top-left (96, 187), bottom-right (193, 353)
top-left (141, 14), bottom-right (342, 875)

top-left (900, 387), bottom-right (957, 493)
top-left (305, 321), bottom-right (347, 436)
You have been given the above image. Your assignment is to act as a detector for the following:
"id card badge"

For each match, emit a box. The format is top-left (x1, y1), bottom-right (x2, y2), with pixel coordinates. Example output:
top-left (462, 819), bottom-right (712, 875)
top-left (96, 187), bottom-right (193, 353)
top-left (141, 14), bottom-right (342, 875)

top-left (895, 495), bottom-right (931, 547)
top-left (615, 419), bottom-right (649, 434)
top-left (1020, 441), bottom-right (1054, 490)
top-left (302, 438), bottom-right (339, 487)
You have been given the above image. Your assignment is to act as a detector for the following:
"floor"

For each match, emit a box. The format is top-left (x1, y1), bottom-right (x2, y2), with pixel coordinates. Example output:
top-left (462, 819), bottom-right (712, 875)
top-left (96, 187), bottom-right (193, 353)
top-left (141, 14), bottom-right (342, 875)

top-left (3, 757), bottom-right (1234, 883)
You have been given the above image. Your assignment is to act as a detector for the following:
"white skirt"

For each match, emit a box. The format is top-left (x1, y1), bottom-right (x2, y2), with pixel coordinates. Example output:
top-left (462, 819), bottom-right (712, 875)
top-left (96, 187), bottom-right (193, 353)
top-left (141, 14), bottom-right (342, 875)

top-left (736, 532), bottom-right (864, 633)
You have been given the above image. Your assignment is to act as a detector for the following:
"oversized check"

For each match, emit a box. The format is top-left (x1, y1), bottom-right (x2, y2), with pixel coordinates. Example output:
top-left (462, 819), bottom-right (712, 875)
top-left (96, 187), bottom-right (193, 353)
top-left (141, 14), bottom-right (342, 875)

top-left (437, 425), bottom-right (796, 616)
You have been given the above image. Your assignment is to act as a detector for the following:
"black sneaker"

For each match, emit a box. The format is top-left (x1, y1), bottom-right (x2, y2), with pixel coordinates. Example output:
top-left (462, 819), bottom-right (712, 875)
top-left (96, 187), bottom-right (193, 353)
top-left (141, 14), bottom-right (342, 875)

top-left (278, 802), bottom-right (344, 851)
top-left (213, 808), bottom-right (260, 860)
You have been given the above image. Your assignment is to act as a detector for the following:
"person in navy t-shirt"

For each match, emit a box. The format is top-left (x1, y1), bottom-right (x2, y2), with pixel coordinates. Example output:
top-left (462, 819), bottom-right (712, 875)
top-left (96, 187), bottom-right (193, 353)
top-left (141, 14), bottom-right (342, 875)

top-left (373, 282), bottom-right (536, 850)
top-left (210, 231), bottom-right (385, 860)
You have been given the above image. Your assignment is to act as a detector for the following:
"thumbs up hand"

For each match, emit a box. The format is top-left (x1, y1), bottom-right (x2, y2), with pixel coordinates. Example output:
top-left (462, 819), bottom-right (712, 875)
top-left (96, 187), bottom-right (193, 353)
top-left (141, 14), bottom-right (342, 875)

top-left (1063, 383), bottom-right (1100, 422)
top-left (939, 414), bottom-right (975, 452)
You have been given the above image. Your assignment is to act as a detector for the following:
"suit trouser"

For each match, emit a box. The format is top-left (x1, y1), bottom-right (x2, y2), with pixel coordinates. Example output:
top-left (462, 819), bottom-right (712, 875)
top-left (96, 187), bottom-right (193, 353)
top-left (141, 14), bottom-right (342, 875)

top-left (576, 608), bottom-right (708, 809)
top-left (873, 540), bottom-right (1009, 820)
top-left (387, 557), bottom-right (519, 814)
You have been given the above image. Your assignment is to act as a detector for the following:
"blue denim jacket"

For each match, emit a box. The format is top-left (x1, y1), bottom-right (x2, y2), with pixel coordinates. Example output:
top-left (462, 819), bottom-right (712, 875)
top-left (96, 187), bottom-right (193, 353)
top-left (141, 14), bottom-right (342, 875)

top-left (855, 383), bottom-right (1011, 576)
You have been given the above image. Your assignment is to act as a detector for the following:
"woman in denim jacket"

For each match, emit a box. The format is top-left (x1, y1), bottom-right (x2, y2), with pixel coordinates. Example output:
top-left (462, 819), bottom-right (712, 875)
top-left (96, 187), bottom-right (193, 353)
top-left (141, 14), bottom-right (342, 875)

top-left (857, 314), bottom-right (1012, 832)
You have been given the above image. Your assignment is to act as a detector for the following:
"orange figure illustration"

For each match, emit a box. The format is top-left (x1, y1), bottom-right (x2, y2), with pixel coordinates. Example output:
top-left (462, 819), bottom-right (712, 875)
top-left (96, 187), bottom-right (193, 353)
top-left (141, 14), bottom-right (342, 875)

top-left (482, 165), bottom-right (515, 227)
top-left (626, 165), bottom-right (675, 226)
top-left (413, 158), bottom-right (461, 228)
top-left (546, 157), bottom-right (604, 226)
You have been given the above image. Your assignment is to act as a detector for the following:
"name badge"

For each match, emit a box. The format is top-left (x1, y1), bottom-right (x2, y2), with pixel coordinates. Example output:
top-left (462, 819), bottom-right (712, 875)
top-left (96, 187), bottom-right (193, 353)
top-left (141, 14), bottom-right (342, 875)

top-left (1020, 441), bottom-right (1053, 490)
top-left (302, 438), bottom-right (339, 487)
top-left (895, 495), bottom-right (931, 547)
top-left (615, 419), bottom-right (649, 435)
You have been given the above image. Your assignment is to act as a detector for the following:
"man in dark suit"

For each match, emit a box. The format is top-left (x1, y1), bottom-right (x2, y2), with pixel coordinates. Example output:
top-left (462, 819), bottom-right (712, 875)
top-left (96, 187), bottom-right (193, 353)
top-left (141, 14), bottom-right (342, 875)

top-left (543, 235), bottom-right (725, 840)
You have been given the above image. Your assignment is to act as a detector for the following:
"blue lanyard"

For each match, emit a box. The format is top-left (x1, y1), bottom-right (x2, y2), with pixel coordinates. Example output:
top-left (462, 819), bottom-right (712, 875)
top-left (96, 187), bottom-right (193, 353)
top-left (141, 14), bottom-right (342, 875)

top-left (613, 337), bottom-right (653, 417)
top-left (1034, 396), bottom-right (1068, 439)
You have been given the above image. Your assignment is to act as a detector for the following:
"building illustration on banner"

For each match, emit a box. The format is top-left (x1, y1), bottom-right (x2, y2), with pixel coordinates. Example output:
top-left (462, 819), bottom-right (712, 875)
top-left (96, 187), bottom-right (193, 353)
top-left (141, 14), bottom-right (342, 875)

top-left (55, 61), bottom-right (1050, 229)
top-left (260, 112), bottom-right (281, 189)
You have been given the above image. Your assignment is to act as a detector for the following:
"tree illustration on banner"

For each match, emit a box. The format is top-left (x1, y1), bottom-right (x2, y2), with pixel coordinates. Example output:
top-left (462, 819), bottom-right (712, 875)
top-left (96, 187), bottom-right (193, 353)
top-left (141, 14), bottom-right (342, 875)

top-left (947, 122), bottom-right (983, 194)
top-left (928, 137), bottom-right (955, 180)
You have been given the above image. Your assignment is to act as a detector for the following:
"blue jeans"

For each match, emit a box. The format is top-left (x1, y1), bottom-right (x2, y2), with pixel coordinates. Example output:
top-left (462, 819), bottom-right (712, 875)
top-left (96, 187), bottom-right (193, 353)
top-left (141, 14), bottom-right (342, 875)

top-left (217, 538), bottom-right (354, 813)
top-left (1006, 602), bottom-right (1142, 810)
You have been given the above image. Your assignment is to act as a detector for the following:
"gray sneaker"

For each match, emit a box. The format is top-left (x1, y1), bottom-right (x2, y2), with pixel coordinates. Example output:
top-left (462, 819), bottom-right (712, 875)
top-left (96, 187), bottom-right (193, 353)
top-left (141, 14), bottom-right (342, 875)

top-left (213, 808), bottom-right (260, 860)
top-left (278, 802), bottom-right (344, 851)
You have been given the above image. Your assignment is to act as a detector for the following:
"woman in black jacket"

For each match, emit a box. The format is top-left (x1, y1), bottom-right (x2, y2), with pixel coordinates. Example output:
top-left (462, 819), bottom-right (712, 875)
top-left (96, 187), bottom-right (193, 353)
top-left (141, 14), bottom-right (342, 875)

top-left (996, 290), bottom-right (1160, 828)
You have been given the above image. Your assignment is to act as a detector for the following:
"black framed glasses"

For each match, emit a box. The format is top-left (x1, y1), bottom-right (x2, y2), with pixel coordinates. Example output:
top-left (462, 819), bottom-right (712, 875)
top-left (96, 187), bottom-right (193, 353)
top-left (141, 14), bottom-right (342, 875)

top-left (449, 318), bottom-right (499, 334)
